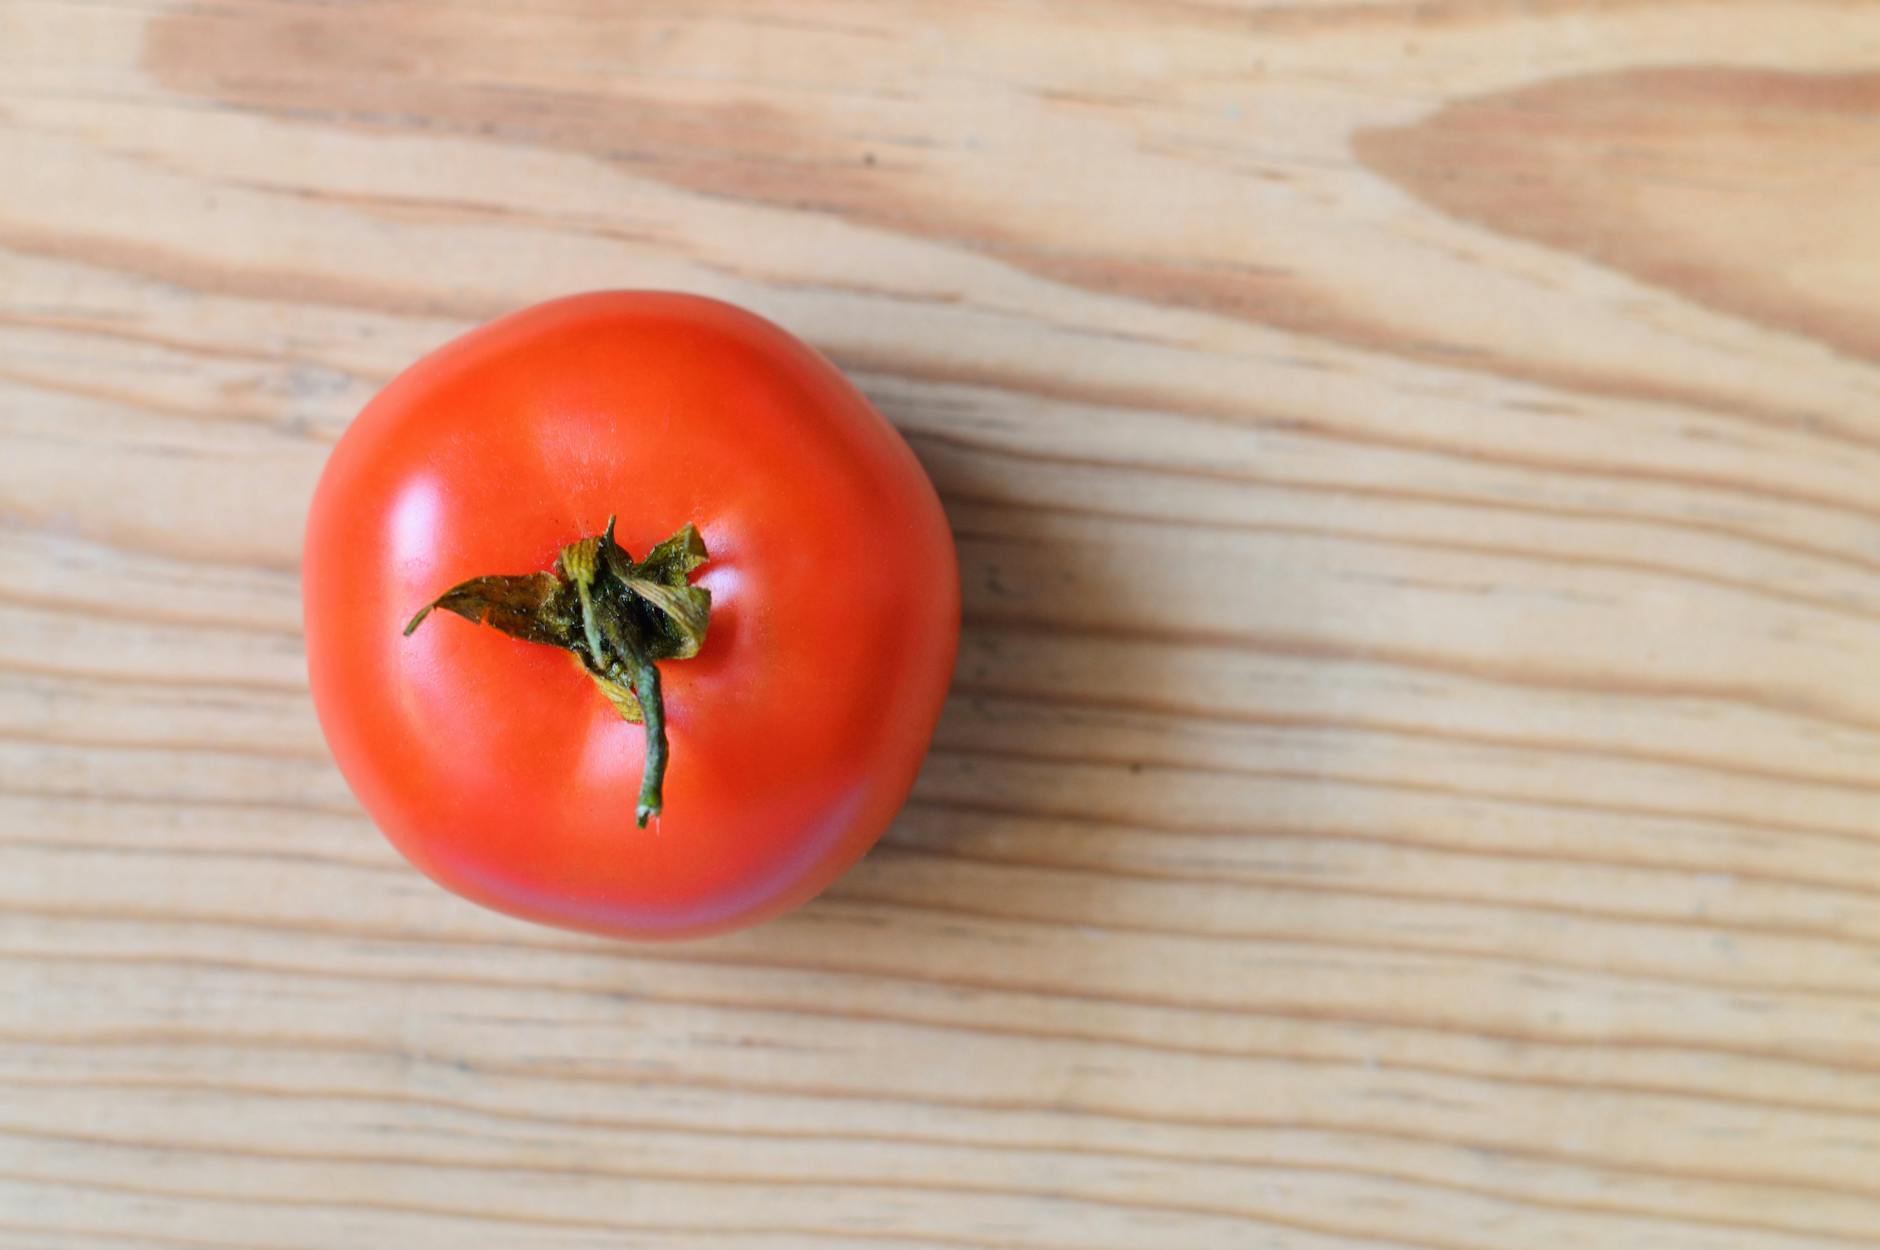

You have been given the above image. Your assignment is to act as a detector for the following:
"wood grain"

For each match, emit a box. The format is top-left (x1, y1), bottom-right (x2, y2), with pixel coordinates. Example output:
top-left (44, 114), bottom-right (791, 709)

top-left (5, 0), bottom-right (1880, 1245)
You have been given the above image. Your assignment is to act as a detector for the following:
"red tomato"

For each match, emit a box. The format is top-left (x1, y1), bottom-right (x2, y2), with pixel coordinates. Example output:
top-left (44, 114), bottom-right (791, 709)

top-left (303, 293), bottom-right (958, 939)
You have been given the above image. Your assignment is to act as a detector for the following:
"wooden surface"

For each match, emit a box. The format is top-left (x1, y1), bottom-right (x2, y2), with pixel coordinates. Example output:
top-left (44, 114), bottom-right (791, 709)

top-left (4, 1), bottom-right (1880, 1246)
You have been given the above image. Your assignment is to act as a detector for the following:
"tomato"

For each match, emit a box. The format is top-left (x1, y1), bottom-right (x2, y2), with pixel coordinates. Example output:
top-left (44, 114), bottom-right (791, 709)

top-left (303, 293), bottom-right (958, 939)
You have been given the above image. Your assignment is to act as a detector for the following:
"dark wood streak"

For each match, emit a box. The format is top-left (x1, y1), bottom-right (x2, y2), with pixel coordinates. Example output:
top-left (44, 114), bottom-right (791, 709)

top-left (0, 1122), bottom-right (1374, 1244)
top-left (11, 824), bottom-right (1880, 1001)
top-left (0, 1169), bottom-right (1076, 1250)
top-left (2, 1067), bottom-right (1874, 1247)
top-left (132, 1), bottom-right (1880, 467)
top-left (14, 817), bottom-right (1880, 969)
top-left (8, 903), bottom-right (1880, 1087)
top-left (1357, 66), bottom-right (1880, 366)
top-left (2, 1114), bottom-right (1867, 1250)
top-left (3, 1042), bottom-right (1877, 1222)
top-left (901, 429), bottom-right (1880, 585)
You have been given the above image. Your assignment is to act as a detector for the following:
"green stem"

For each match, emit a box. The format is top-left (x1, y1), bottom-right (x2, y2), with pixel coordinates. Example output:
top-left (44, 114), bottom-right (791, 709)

top-left (632, 658), bottom-right (666, 826)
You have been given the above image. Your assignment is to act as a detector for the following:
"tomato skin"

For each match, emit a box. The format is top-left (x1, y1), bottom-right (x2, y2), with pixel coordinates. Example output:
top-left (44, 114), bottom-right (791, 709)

top-left (303, 293), bottom-right (958, 939)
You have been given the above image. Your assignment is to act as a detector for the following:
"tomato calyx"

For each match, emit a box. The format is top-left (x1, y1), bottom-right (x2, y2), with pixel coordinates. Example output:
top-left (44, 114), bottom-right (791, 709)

top-left (403, 520), bottom-right (711, 826)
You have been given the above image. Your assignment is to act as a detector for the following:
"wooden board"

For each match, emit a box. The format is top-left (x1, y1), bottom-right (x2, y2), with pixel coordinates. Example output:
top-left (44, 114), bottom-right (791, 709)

top-left (5, 1), bottom-right (1880, 1245)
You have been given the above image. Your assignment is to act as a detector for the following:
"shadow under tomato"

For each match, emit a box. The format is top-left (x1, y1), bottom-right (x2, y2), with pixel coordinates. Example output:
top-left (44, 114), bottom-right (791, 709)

top-left (697, 368), bottom-right (1199, 957)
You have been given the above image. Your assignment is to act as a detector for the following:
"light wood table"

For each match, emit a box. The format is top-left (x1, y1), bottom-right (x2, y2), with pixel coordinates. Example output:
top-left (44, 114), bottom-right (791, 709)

top-left (5, 2), bottom-right (1880, 1246)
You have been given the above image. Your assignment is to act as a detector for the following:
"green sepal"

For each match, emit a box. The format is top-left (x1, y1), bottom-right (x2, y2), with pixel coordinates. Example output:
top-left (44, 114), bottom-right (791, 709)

top-left (402, 571), bottom-right (571, 646)
top-left (601, 521), bottom-right (711, 661)
top-left (403, 520), bottom-right (711, 825)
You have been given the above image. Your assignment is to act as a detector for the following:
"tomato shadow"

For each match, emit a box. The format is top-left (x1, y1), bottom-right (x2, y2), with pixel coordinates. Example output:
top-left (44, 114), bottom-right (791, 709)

top-left (734, 370), bottom-right (1191, 949)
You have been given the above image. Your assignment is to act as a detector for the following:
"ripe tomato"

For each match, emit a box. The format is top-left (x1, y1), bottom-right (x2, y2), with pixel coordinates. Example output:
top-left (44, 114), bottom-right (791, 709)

top-left (303, 293), bottom-right (958, 939)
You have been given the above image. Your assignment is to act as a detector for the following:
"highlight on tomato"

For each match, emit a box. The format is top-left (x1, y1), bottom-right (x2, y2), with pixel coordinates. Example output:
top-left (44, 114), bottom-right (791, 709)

top-left (303, 293), bottom-right (959, 939)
